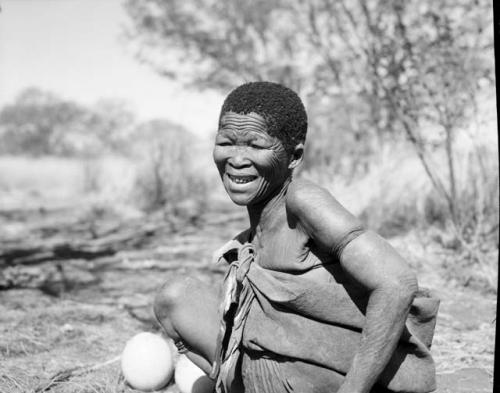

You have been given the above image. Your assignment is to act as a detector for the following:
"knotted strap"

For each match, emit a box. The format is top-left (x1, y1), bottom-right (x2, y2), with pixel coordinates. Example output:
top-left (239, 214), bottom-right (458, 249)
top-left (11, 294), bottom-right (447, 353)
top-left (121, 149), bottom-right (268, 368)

top-left (211, 243), bottom-right (256, 393)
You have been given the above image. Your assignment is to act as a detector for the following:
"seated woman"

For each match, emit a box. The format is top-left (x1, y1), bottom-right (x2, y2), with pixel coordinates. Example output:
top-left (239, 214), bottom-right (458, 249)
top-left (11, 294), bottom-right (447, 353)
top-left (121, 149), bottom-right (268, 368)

top-left (154, 82), bottom-right (439, 393)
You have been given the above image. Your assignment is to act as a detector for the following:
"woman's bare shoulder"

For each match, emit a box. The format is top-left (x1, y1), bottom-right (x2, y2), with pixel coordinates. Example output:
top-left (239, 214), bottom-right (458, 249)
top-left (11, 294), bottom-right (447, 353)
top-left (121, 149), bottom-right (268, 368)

top-left (286, 178), bottom-right (363, 247)
top-left (286, 178), bottom-right (342, 215)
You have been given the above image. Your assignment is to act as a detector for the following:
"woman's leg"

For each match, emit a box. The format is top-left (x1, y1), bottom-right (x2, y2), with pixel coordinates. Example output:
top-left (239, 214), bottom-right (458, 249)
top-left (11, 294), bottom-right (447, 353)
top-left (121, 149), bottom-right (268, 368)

top-left (153, 276), bottom-right (221, 375)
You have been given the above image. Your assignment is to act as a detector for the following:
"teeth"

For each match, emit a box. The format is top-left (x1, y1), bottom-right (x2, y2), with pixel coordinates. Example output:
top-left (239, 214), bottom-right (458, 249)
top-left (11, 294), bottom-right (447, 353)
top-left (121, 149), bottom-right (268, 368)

top-left (229, 175), bottom-right (255, 184)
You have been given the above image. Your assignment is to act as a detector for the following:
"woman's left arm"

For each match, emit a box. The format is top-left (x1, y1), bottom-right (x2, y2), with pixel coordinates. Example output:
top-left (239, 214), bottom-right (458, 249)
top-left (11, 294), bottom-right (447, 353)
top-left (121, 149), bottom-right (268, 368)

top-left (335, 231), bottom-right (417, 393)
top-left (287, 180), bottom-right (417, 393)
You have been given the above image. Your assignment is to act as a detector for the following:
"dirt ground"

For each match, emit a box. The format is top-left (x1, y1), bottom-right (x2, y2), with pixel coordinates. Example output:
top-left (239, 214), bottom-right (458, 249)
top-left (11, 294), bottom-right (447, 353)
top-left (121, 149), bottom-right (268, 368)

top-left (0, 204), bottom-right (495, 393)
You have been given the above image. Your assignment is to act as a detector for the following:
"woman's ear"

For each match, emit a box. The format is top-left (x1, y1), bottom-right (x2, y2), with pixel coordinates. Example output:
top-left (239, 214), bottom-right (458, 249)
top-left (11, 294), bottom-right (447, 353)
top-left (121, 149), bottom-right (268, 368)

top-left (288, 143), bottom-right (304, 170)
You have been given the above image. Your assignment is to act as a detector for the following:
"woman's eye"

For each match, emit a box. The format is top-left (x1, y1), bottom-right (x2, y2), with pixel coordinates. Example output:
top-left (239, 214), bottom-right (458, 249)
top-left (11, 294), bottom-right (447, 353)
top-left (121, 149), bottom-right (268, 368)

top-left (251, 143), bottom-right (267, 149)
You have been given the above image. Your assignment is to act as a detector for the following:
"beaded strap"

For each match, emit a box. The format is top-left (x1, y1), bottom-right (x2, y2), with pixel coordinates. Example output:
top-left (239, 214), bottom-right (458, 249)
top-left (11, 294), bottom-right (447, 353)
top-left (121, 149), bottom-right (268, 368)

top-left (174, 340), bottom-right (189, 354)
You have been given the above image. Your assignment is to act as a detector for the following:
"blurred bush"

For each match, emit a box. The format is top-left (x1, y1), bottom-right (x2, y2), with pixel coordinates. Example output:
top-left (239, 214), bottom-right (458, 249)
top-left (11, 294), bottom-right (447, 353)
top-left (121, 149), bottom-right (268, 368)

top-left (128, 119), bottom-right (210, 215)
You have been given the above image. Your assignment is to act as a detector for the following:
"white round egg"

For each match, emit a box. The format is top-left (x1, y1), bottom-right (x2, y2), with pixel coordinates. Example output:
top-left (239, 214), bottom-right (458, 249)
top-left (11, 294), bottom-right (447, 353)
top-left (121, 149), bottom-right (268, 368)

top-left (121, 332), bottom-right (174, 391)
top-left (175, 355), bottom-right (215, 393)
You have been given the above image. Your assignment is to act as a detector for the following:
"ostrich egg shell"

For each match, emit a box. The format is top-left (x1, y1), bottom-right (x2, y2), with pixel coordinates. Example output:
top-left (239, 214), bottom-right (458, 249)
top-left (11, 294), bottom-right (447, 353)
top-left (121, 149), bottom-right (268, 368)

top-left (175, 355), bottom-right (215, 393)
top-left (121, 332), bottom-right (174, 391)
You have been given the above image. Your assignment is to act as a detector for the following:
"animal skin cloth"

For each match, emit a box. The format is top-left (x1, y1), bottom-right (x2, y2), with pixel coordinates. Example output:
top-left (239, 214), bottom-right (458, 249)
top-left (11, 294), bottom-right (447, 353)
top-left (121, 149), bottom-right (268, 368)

top-left (210, 234), bottom-right (439, 393)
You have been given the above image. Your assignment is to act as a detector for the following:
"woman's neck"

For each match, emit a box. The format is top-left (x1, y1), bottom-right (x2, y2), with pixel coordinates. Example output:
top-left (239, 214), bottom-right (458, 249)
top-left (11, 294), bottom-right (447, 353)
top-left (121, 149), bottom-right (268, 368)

top-left (247, 177), bottom-right (291, 239)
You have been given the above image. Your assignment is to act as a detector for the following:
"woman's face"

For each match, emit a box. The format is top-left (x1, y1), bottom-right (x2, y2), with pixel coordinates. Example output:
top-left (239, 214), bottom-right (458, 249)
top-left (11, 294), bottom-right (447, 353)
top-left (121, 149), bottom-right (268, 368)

top-left (213, 111), bottom-right (291, 206)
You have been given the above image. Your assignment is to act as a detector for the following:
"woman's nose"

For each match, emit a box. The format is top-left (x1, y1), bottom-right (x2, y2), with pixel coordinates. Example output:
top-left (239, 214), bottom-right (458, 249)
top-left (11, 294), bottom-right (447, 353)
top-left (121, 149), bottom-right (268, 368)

top-left (227, 148), bottom-right (251, 168)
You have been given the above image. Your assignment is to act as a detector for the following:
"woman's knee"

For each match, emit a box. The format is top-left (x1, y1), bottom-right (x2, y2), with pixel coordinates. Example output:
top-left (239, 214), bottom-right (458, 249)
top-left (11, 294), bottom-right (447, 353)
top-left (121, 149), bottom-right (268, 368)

top-left (153, 276), bottom-right (197, 323)
top-left (154, 276), bottom-right (221, 361)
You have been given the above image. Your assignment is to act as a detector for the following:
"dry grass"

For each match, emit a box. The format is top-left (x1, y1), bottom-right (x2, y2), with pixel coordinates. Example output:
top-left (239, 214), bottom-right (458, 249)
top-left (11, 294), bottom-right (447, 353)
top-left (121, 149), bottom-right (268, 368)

top-left (0, 290), bottom-right (137, 393)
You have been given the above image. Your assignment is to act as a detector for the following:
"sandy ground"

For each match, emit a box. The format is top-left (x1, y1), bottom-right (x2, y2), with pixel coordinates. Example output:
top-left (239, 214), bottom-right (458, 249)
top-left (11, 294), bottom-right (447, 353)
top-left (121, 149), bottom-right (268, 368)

top-left (0, 205), bottom-right (495, 393)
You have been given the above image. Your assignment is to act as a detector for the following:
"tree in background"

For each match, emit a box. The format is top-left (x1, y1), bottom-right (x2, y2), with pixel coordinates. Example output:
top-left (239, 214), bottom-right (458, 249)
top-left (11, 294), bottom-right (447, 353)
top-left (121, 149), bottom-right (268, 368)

top-left (123, 0), bottom-right (305, 90)
top-left (79, 98), bottom-right (136, 155)
top-left (130, 119), bottom-right (208, 214)
top-left (0, 88), bottom-right (136, 157)
top-left (0, 88), bottom-right (86, 156)
top-left (123, 0), bottom-right (496, 247)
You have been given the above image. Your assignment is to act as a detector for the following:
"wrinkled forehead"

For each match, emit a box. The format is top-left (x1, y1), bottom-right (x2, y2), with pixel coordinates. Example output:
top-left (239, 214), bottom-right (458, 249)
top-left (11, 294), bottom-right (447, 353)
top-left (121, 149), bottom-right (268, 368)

top-left (218, 111), bottom-right (270, 136)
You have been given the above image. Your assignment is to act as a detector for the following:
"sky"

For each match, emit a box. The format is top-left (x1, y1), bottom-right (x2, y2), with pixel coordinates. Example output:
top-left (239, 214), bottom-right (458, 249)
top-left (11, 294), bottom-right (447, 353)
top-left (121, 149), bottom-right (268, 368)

top-left (0, 0), bottom-right (223, 137)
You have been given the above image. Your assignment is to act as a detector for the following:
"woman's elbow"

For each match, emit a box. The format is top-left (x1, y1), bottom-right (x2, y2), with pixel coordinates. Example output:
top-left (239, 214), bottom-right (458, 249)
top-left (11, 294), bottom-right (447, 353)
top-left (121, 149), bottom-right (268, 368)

top-left (390, 272), bottom-right (418, 307)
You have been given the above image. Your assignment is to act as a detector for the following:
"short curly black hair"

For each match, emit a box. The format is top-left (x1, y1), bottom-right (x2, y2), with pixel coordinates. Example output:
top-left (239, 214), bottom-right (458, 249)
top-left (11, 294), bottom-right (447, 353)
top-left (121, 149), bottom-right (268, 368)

top-left (219, 82), bottom-right (307, 152)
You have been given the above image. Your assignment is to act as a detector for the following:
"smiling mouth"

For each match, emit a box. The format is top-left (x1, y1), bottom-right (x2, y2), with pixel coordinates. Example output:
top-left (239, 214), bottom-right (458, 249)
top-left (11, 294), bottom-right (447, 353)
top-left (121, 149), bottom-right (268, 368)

top-left (227, 174), bottom-right (258, 184)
